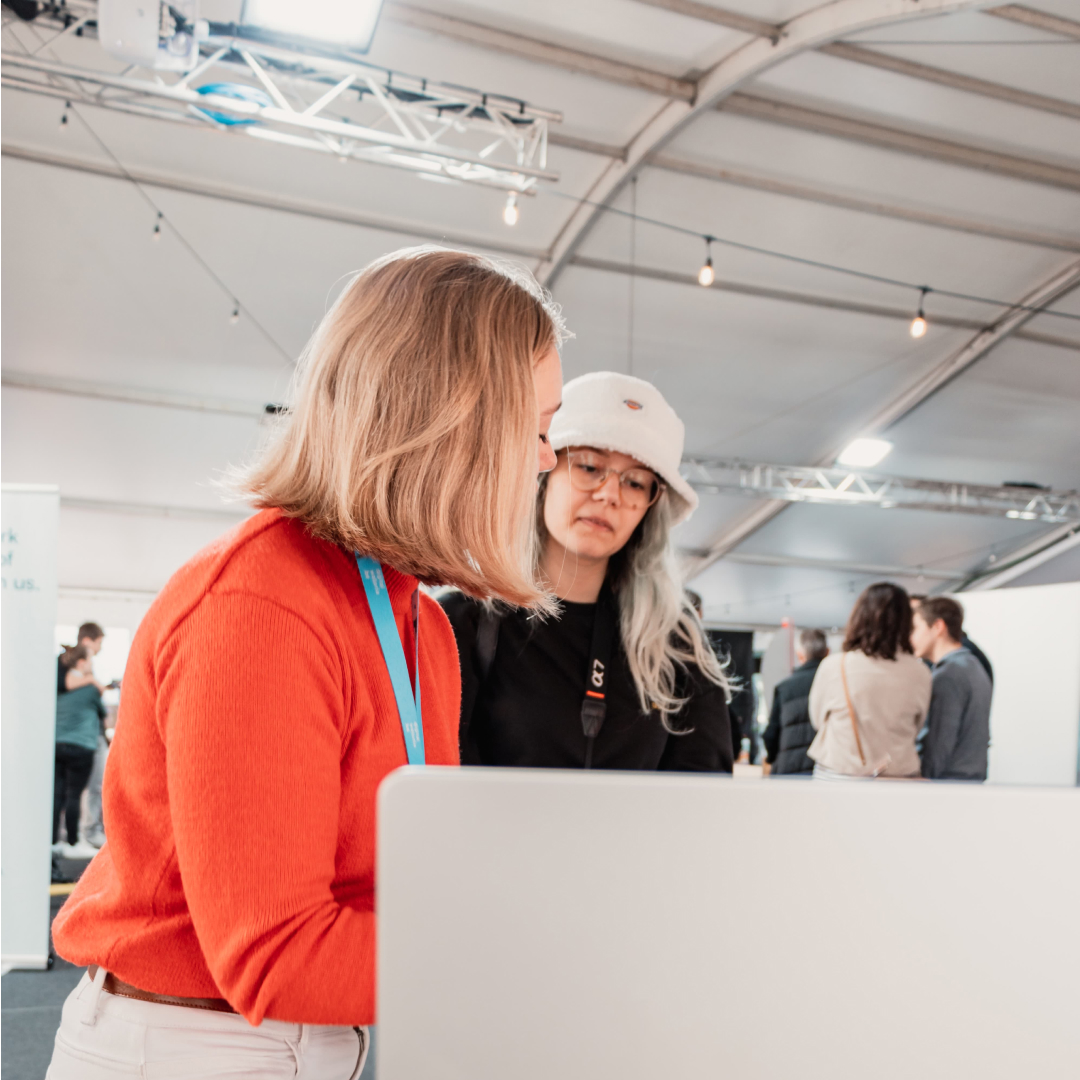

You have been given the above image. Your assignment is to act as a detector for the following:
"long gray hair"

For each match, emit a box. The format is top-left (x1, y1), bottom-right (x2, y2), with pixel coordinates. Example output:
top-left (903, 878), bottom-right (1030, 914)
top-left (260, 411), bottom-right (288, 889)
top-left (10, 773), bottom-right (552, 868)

top-left (537, 474), bottom-right (731, 731)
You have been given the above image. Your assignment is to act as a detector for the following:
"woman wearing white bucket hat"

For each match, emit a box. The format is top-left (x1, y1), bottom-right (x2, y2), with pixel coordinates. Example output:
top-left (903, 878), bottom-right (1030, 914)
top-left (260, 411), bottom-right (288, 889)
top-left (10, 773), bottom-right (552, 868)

top-left (442, 372), bottom-right (733, 771)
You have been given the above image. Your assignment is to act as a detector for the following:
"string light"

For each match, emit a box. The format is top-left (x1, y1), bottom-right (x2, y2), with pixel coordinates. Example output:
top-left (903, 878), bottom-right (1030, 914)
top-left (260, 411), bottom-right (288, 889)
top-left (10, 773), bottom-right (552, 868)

top-left (540, 187), bottom-right (1080, 326)
top-left (502, 193), bottom-right (519, 227)
top-left (152, 212), bottom-right (163, 240)
top-left (698, 236), bottom-right (715, 287)
top-left (909, 286), bottom-right (930, 338)
top-left (59, 100), bottom-right (70, 128)
top-left (50, 90), bottom-right (292, 363)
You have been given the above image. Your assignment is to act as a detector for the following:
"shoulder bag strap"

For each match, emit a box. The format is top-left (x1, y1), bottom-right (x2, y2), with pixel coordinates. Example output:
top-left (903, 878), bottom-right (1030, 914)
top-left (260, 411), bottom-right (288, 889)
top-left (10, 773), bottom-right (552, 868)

top-left (839, 653), bottom-right (867, 767)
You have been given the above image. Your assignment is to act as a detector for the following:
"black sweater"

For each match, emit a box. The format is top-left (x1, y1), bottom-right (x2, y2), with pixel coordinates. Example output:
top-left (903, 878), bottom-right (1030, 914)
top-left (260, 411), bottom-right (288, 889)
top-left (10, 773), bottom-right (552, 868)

top-left (440, 592), bottom-right (733, 773)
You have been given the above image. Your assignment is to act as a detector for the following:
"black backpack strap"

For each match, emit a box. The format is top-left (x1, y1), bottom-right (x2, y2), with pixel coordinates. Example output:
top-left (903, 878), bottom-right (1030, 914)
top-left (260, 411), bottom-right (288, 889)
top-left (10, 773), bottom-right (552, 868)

top-left (475, 605), bottom-right (502, 681)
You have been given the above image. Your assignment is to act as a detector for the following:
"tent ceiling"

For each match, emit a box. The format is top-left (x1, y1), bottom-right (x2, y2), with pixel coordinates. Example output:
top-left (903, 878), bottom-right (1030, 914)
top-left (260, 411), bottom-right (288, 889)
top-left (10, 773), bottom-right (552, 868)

top-left (2, 0), bottom-right (1078, 628)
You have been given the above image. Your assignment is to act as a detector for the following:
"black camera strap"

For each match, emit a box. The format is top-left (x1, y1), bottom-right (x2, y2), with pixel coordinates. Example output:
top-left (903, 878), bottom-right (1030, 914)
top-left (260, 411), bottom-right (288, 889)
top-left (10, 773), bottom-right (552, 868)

top-left (581, 585), bottom-right (617, 770)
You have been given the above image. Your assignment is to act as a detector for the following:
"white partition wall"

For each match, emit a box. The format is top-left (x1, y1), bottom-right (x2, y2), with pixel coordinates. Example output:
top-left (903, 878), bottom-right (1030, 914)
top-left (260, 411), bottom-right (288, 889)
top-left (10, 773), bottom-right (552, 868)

top-left (2, 484), bottom-right (60, 970)
top-left (959, 583), bottom-right (1080, 787)
top-left (379, 769), bottom-right (1080, 1080)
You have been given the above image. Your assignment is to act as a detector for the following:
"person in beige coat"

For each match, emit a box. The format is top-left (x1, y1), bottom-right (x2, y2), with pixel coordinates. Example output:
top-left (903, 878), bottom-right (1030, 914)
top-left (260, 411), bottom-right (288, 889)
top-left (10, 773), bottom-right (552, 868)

top-left (808, 582), bottom-right (931, 778)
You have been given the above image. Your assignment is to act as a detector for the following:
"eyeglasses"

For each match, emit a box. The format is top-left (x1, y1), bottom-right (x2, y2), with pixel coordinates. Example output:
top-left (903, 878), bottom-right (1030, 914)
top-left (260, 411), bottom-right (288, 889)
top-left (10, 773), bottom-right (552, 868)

top-left (564, 450), bottom-right (665, 510)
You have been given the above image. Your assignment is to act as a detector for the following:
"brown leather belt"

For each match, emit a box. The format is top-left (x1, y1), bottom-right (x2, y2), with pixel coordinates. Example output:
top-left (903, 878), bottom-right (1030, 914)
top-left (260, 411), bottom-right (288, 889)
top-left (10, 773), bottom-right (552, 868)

top-left (87, 965), bottom-right (236, 1014)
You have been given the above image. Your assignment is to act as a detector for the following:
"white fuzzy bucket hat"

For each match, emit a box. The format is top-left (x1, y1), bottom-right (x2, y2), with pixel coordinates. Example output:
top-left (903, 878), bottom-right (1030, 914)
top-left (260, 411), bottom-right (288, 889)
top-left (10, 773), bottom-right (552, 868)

top-left (548, 371), bottom-right (699, 525)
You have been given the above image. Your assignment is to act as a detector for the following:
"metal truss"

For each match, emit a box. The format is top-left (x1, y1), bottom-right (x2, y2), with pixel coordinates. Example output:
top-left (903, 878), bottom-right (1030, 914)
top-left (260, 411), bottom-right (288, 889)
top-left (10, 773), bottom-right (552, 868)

top-left (683, 458), bottom-right (1080, 525)
top-left (1, 2), bottom-right (560, 194)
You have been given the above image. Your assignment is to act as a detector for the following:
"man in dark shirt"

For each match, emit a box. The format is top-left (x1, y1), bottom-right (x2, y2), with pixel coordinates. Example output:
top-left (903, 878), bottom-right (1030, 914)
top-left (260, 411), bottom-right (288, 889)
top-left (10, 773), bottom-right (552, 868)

top-left (911, 597), bottom-right (992, 781)
top-left (763, 628), bottom-right (828, 775)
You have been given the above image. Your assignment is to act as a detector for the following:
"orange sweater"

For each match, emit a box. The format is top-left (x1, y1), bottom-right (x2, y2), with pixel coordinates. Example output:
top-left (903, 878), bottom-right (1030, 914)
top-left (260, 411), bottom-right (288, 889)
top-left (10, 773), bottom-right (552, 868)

top-left (52, 509), bottom-right (461, 1026)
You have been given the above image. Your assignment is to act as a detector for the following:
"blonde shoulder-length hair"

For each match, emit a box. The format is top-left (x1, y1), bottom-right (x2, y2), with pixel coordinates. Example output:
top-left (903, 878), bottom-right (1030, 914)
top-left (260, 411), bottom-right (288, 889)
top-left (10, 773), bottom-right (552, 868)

top-left (240, 247), bottom-right (565, 607)
top-left (537, 471), bottom-right (732, 728)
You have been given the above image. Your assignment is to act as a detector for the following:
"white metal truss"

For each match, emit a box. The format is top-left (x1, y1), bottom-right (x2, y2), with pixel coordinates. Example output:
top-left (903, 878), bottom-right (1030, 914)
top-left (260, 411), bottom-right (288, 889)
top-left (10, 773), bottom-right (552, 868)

top-left (683, 458), bottom-right (1080, 525)
top-left (1, 2), bottom-right (560, 194)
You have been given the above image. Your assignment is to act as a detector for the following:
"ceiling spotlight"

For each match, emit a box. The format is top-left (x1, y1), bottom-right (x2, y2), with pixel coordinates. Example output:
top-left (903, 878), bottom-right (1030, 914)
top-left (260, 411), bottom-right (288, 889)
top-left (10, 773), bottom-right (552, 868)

top-left (230, 305), bottom-right (240, 324)
top-left (698, 236), bottom-right (715, 287)
top-left (909, 286), bottom-right (929, 338)
top-left (837, 437), bottom-right (893, 468)
top-left (503, 193), bottom-right (519, 227)
top-left (238, 0), bottom-right (386, 55)
top-left (152, 212), bottom-right (163, 240)
top-left (59, 100), bottom-right (70, 128)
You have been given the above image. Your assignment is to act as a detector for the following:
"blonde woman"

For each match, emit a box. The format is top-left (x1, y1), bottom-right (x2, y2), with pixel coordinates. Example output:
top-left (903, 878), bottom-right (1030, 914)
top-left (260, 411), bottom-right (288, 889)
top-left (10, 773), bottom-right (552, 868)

top-left (442, 372), bottom-right (733, 772)
top-left (48, 249), bottom-right (565, 1079)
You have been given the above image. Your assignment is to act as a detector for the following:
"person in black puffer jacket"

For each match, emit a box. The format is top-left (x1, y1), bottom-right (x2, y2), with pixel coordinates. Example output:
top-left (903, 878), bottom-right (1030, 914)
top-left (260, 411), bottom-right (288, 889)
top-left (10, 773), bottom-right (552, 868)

top-left (763, 628), bottom-right (829, 775)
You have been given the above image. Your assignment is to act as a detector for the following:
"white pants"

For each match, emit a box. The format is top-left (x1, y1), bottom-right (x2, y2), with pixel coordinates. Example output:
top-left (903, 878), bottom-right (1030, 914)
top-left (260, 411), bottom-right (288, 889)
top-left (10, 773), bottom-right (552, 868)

top-left (47, 968), bottom-right (369, 1079)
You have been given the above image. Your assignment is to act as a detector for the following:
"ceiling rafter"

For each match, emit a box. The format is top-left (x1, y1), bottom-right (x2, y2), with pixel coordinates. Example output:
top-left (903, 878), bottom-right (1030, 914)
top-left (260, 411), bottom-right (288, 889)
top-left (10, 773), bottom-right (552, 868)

top-left (0, 141), bottom-right (547, 260)
top-left (621, 0), bottom-right (779, 38)
top-left (722, 551), bottom-right (962, 580)
top-left (962, 524), bottom-right (1080, 590)
top-left (11, 139), bottom-right (1079, 322)
top-left (60, 496), bottom-right (250, 522)
top-left (817, 41), bottom-right (1080, 121)
top-left (684, 257), bottom-right (1080, 579)
top-left (646, 153), bottom-right (1080, 252)
top-left (986, 3), bottom-right (1080, 41)
top-left (382, 1), bottom-right (695, 100)
top-left (568, 255), bottom-right (1080, 352)
top-left (2, 369), bottom-right (269, 417)
top-left (388, 1), bottom-right (1080, 123)
top-left (536, 0), bottom-right (989, 285)
top-left (719, 92), bottom-right (1080, 191)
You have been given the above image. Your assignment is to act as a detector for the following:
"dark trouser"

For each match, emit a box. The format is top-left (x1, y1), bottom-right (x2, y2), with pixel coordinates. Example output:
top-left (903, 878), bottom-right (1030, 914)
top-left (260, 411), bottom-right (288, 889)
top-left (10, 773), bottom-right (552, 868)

top-left (54, 743), bottom-right (95, 844)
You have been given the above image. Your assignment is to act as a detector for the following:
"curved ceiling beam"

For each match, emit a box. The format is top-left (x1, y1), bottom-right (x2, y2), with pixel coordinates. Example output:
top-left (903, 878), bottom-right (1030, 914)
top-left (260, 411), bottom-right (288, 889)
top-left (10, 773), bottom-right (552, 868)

top-left (535, 0), bottom-right (987, 287)
top-left (683, 255), bottom-right (1080, 580)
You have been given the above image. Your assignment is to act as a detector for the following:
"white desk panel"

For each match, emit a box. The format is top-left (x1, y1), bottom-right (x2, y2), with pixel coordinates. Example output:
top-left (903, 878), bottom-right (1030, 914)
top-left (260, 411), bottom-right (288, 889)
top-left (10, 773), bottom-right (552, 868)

top-left (378, 768), bottom-right (1080, 1079)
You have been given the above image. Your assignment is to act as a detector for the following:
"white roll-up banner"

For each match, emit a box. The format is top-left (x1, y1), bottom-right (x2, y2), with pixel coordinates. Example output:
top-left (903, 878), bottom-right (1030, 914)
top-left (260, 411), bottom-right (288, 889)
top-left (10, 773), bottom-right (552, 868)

top-left (2, 483), bottom-right (60, 970)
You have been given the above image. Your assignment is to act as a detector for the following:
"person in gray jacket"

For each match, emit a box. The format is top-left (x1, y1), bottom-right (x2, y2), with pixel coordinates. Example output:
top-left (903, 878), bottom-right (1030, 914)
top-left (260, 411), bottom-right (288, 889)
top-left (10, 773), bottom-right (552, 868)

top-left (910, 596), bottom-right (992, 781)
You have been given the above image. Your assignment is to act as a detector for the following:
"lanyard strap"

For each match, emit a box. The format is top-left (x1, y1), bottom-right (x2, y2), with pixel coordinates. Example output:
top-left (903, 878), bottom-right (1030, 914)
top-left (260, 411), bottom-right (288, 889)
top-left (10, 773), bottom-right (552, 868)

top-left (580, 584), bottom-right (617, 770)
top-left (355, 554), bottom-right (425, 766)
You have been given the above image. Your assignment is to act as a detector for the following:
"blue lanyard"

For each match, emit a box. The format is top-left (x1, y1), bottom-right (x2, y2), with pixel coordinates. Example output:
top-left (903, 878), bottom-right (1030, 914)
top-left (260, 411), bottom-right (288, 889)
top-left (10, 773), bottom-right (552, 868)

top-left (355, 554), bottom-right (425, 766)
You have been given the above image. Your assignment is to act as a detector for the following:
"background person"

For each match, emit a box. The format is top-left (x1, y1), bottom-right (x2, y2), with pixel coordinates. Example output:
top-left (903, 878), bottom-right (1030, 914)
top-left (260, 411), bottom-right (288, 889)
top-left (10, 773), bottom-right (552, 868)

top-left (911, 597), bottom-right (992, 782)
top-left (59, 623), bottom-right (113, 849)
top-left (808, 582), bottom-right (930, 779)
top-left (909, 594), bottom-right (993, 684)
top-left (443, 372), bottom-right (733, 773)
top-left (57, 621), bottom-right (104, 694)
top-left (763, 628), bottom-right (828, 776)
top-left (48, 248), bottom-right (565, 1080)
top-left (52, 645), bottom-right (107, 859)
top-left (688, 589), bottom-right (750, 765)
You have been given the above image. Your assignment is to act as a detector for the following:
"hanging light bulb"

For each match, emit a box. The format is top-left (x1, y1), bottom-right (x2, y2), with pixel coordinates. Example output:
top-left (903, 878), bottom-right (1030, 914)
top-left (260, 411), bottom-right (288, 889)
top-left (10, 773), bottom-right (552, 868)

top-left (698, 236), bottom-right (715, 287)
top-left (152, 212), bottom-right (163, 241)
top-left (909, 286), bottom-right (929, 338)
top-left (502, 193), bottom-right (519, 227)
top-left (230, 305), bottom-right (240, 324)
